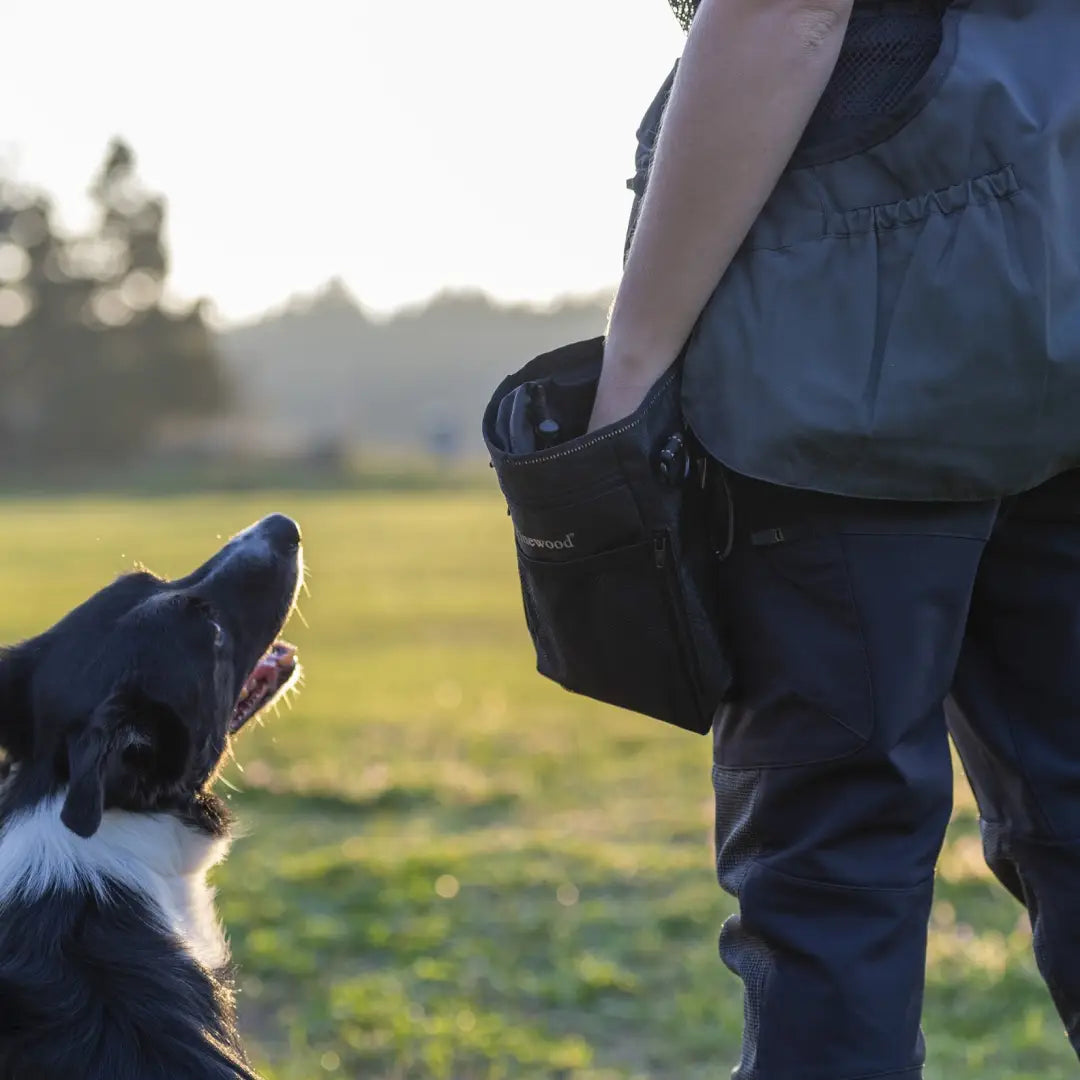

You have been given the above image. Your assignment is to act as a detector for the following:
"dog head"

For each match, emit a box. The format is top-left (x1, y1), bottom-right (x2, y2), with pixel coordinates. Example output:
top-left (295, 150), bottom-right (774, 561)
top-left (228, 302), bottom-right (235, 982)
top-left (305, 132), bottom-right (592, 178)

top-left (0, 513), bottom-right (303, 838)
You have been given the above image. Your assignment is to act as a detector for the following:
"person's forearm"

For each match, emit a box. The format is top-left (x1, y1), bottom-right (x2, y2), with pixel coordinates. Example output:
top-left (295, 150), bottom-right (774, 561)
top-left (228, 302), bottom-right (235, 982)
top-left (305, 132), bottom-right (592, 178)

top-left (596, 0), bottom-right (851, 420)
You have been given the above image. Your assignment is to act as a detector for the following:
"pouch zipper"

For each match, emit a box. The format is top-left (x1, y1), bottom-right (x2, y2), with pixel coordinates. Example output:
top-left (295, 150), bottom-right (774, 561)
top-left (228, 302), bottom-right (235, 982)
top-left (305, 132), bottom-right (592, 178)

top-left (502, 368), bottom-right (679, 468)
top-left (652, 529), bottom-right (708, 727)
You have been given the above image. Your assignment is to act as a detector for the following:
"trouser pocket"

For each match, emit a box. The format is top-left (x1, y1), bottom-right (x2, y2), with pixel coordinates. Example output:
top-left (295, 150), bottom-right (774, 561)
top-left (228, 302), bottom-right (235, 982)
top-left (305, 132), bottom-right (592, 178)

top-left (714, 526), bottom-right (876, 767)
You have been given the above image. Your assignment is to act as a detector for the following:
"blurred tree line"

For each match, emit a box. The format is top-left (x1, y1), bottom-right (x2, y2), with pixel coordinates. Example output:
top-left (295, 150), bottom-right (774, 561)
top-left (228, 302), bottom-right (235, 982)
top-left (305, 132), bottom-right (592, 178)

top-left (0, 139), bottom-right (230, 471)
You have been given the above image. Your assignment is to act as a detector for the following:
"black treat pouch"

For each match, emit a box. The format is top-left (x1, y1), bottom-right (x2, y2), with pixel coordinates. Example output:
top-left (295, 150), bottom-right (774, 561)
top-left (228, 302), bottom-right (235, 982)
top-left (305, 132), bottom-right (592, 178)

top-left (483, 337), bottom-right (732, 734)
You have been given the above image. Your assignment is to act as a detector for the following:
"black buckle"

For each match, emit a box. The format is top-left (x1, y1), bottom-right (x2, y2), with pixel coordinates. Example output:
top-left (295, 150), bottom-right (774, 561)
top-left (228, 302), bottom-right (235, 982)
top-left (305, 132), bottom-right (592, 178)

top-left (657, 432), bottom-right (690, 487)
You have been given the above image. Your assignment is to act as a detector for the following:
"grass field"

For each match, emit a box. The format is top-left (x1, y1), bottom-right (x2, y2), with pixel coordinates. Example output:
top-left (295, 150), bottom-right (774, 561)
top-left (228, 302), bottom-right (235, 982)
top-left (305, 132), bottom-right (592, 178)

top-left (0, 489), bottom-right (1075, 1079)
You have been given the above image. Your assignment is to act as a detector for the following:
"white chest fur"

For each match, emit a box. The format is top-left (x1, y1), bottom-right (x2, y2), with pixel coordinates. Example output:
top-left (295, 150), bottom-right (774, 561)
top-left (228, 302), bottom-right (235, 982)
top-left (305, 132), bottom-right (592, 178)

top-left (0, 793), bottom-right (231, 970)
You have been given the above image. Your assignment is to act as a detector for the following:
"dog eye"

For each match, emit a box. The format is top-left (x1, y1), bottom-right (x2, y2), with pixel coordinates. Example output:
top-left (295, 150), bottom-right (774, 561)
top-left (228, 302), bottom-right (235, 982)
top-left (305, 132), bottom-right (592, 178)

top-left (210, 619), bottom-right (226, 648)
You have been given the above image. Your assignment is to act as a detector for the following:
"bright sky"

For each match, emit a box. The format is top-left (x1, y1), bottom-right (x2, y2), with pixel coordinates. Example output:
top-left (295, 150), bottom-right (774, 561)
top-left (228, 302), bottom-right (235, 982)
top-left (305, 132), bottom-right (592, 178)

top-left (2, 1), bottom-right (685, 326)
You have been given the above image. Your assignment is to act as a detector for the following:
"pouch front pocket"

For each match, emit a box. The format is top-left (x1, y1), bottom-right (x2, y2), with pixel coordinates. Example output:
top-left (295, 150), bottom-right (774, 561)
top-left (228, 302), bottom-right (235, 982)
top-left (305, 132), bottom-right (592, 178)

top-left (517, 534), bottom-right (715, 733)
top-left (510, 484), bottom-right (645, 561)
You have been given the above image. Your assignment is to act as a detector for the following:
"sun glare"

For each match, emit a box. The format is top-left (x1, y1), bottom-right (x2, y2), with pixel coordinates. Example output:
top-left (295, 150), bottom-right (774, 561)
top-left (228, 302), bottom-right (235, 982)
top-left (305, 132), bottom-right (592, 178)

top-left (2, 0), bottom-right (684, 324)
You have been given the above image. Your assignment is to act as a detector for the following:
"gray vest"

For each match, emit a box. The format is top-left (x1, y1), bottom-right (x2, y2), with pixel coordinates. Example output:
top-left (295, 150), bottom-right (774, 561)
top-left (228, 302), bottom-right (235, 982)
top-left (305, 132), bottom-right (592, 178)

top-left (631, 0), bottom-right (1080, 500)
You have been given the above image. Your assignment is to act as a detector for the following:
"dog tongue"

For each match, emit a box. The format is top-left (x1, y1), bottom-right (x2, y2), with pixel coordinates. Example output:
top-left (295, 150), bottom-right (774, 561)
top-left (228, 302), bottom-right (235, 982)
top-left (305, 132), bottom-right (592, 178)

top-left (232, 641), bottom-right (298, 731)
top-left (243, 642), bottom-right (297, 696)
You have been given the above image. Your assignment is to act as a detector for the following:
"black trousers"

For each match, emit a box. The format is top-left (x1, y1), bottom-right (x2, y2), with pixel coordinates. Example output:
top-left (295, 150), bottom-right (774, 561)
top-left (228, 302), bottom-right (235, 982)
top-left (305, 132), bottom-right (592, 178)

top-left (711, 466), bottom-right (1080, 1079)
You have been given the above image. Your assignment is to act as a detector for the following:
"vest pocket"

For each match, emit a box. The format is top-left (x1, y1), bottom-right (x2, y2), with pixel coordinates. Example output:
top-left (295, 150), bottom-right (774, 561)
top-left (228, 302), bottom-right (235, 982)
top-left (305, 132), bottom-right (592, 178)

top-left (683, 160), bottom-right (1032, 499)
top-left (822, 163), bottom-right (1019, 238)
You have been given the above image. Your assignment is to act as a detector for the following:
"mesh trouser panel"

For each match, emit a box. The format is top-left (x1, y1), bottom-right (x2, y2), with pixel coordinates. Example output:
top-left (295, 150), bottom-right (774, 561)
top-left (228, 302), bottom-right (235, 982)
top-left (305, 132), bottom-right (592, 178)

top-left (714, 764), bottom-right (762, 897)
top-left (714, 764), bottom-right (769, 1077)
top-left (720, 918), bottom-right (772, 1079)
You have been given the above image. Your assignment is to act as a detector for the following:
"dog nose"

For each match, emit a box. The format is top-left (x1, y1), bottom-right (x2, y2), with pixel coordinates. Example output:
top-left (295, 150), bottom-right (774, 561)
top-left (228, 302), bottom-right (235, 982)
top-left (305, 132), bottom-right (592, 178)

top-left (259, 513), bottom-right (302, 552)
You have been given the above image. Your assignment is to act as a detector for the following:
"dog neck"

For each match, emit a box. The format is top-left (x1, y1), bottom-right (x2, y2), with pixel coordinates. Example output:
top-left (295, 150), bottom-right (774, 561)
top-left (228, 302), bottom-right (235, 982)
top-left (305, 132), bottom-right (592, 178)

top-left (0, 792), bottom-right (231, 970)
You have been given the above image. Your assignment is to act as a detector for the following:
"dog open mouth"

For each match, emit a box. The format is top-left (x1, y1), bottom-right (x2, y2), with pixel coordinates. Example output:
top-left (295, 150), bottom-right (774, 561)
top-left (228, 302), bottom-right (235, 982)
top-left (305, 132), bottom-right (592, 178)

top-left (230, 641), bottom-right (299, 733)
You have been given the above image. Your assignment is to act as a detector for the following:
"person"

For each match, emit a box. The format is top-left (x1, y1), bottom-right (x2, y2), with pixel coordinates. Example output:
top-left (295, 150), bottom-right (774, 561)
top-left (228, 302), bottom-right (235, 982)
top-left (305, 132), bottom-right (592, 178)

top-left (589, 0), bottom-right (1080, 1076)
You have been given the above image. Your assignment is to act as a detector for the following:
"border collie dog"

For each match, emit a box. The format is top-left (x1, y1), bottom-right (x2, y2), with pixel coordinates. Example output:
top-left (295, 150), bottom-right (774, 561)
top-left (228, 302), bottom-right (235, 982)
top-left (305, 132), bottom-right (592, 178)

top-left (0, 513), bottom-right (304, 1080)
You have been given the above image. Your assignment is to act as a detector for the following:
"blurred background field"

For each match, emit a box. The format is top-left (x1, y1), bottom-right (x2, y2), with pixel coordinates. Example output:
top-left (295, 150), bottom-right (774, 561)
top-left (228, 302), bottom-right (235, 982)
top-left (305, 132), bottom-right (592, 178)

top-left (0, 488), bottom-right (1074, 1080)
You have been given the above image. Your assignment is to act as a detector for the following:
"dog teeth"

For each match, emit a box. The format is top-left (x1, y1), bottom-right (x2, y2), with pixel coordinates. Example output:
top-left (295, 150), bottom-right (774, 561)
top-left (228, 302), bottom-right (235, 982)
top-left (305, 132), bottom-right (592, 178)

top-left (271, 641), bottom-right (298, 665)
top-left (229, 641), bottom-right (299, 733)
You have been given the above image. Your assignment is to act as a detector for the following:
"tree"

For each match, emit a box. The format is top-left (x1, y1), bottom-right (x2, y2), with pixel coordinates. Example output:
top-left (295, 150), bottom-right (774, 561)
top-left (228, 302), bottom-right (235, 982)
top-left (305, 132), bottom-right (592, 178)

top-left (0, 138), bottom-right (231, 471)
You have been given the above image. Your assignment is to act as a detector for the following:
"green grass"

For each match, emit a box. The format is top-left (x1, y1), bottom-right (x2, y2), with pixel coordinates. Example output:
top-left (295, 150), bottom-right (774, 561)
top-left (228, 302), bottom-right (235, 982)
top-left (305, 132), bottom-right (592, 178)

top-left (0, 490), bottom-right (1074, 1079)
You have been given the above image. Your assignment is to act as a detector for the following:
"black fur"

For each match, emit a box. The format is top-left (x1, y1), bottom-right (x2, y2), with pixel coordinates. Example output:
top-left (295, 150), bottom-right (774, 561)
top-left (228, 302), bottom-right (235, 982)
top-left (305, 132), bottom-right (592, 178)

top-left (0, 887), bottom-right (257, 1080)
top-left (0, 514), bottom-right (302, 1080)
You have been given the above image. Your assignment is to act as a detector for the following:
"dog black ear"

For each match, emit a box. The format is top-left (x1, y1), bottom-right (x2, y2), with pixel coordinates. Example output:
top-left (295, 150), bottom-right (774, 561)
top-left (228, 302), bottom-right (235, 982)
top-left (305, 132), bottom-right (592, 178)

top-left (60, 688), bottom-right (189, 838)
top-left (60, 703), bottom-right (113, 839)
top-left (0, 643), bottom-right (37, 761)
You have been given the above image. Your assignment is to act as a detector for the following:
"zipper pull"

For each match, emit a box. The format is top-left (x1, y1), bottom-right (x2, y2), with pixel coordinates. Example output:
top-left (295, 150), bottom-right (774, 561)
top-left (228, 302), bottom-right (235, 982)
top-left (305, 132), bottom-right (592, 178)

top-left (653, 533), bottom-right (668, 569)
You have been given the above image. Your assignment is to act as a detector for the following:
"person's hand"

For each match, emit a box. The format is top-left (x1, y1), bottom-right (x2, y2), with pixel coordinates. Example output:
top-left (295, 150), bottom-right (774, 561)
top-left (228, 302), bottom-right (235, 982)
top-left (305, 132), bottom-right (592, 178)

top-left (587, 344), bottom-right (671, 433)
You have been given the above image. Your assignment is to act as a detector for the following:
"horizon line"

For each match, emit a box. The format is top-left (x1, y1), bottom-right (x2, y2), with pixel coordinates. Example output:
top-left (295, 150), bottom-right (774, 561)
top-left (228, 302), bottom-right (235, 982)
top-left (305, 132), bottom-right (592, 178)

top-left (208, 278), bottom-right (617, 333)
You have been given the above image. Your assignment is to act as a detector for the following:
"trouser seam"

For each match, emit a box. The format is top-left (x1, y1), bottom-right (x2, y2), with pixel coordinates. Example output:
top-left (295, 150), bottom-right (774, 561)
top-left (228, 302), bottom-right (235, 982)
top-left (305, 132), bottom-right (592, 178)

top-left (989, 829), bottom-right (1080, 849)
top-left (751, 1067), bottom-right (922, 1080)
top-left (751, 858), bottom-right (935, 895)
top-left (843, 1068), bottom-right (923, 1080)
